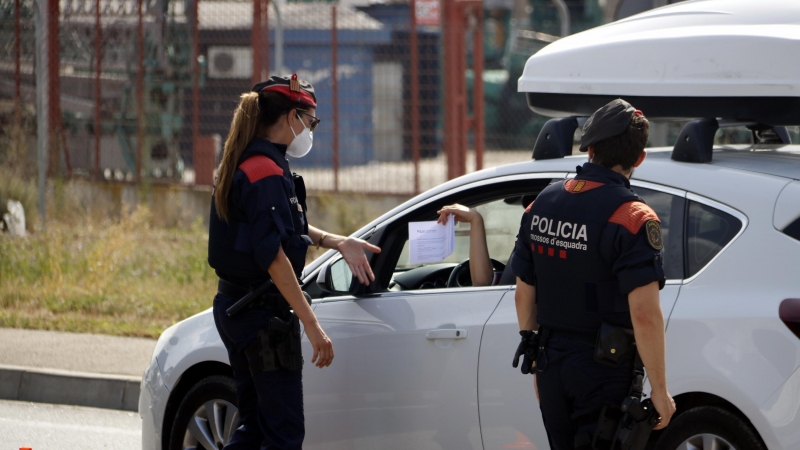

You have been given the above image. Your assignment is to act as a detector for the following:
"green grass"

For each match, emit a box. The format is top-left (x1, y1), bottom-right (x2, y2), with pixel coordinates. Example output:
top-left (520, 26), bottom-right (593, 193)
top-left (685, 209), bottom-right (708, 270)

top-left (0, 160), bottom-right (398, 338)
top-left (0, 207), bottom-right (217, 338)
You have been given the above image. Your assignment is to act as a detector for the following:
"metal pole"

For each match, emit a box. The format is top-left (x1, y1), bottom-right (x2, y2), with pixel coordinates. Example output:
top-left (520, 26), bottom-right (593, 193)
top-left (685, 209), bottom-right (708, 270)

top-left (268, 0), bottom-right (270, 75)
top-left (252, 0), bottom-right (262, 85)
top-left (272, 0), bottom-right (283, 74)
top-left (443, 0), bottom-right (456, 180)
top-left (34, 0), bottom-right (47, 223)
top-left (192, 0), bottom-right (200, 160)
top-left (409, 0), bottom-right (420, 194)
top-left (136, 0), bottom-right (144, 182)
top-left (472, 5), bottom-right (484, 171)
top-left (331, 4), bottom-right (338, 191)
top-left (14, 0), bottom-right (21, 126)
top-left (455, 3), bottom-right (467, 178)
top-left (94, 0), bottom-right (102, 177)
top-left (49, 0), bottom-right (64, 176)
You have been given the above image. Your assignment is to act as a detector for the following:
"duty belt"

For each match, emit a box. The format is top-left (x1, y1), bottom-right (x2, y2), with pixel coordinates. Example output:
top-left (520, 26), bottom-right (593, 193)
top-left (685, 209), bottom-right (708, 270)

top-left (547, 328), bottom-right (597, 347)
top-left (217, 279), bottom-right (289, 311)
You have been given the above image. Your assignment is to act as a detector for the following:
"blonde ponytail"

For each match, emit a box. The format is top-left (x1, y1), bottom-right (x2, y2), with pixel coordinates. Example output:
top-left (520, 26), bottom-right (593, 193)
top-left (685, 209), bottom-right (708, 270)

top-left (215, 92), bottom-right (261, 221)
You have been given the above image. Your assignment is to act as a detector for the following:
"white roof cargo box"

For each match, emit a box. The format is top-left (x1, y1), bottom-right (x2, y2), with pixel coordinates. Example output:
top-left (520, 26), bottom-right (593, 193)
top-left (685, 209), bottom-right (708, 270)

top-left (518, 0), bottom-right (800, 125)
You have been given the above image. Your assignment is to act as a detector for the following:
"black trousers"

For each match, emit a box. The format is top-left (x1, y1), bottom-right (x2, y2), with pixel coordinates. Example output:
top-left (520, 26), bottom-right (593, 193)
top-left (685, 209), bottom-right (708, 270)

top-left (536, 334), bottom-right (633, 450)
top-left (213, 293), bottom-right (305, 450)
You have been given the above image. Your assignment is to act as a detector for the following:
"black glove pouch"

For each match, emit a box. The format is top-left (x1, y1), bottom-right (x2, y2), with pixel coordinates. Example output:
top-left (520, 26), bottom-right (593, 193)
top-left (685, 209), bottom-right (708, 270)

top-left (594, 322), bottom-right (635, 367)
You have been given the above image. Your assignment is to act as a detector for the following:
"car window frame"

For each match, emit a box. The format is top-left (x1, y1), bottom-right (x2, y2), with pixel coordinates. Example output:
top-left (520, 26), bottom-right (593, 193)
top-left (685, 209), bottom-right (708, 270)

top-left (375, 173), bottom-right (568, 293)
top-left (682, 192), bottom-right (748, 284)
top-left (304, 172), bottom-right (569, 299)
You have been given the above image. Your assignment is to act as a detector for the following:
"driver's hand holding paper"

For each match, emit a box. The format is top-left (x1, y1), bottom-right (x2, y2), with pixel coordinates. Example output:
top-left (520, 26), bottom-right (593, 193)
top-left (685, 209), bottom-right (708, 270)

top-left (408, 214), bottom-right (455, 264)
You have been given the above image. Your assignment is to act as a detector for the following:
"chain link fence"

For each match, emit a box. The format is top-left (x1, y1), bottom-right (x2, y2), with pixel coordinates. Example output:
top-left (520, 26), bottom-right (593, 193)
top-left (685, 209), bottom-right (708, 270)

top-left (7, 0), bottom-right (787, 198)
top-left (0, 0), bottom-right (600, 195)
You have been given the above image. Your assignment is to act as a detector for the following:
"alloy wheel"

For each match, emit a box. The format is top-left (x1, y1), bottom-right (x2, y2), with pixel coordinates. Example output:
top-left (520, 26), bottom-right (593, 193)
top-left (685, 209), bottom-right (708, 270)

top-left (182, 399), bottom-right (240, 450)
top-left (677, 433), bottom-right (737, 450)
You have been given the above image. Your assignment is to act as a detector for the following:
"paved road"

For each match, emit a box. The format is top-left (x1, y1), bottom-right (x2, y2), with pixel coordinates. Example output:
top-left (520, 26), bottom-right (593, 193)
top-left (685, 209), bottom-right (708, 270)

top-left (0, 328), bottom-right (156, 376)
top-left (0, 400), bottom-right (141, 450)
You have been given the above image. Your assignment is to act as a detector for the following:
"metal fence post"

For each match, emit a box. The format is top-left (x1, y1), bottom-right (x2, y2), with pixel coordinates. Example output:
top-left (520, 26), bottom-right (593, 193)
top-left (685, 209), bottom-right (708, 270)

top-left (252, 0), bottom-right (263, 84)
top-left (472, 4), bottom-right (484, 171)
top-left (410, 0), bottom-right (421, 194)
top-left (14, 0), bottom-right (21, 127)
top-left (268, 0), bottom-right (270, 79)
top-left (34, 0), bottom-right (47, 223)
top-left (272, 0), bottom-right (283, 74)
top-left (331, 4), bottom-right (339, 191)
top-left (192, 0), bottom-right (200, 168)
top-left (137, 0), bottom-right (145, 182)
top-left (94, 0), bottom-right (102, 178)
top-left (49, 0), bottom-right (66, 176)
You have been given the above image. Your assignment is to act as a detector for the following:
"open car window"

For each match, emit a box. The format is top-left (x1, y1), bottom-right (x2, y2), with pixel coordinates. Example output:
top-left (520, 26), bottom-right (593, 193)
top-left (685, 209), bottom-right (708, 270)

top-left (379, 177), bottom-right (559, 292)
top-left (395, 197), bottom-right (525, 270)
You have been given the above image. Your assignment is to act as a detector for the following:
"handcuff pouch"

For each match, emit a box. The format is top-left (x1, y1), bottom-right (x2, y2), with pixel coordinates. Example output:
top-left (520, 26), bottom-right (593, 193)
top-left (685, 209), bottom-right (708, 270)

top-left (594, 322), bottom-right (635, 367)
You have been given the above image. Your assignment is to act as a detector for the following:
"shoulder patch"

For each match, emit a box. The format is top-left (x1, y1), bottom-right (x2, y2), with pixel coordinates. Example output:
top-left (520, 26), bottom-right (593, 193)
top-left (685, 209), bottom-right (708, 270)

top-left (608, 201), bottom-right (659, 235)
top-left (646, 220), bottom-right (664, 250)
top-left (525, 201), bottom-right (535, 212)
top-left (564, 179), bottom-right (604, 193)
top-left (239, 156), bottom-right (283, 183)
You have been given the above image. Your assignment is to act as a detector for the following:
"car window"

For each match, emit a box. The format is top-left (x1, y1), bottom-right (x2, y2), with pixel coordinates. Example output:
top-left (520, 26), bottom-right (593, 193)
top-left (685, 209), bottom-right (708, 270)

top-left (375, 177), bottom-right (558, 292)
top-left (686, 200), bottom-right (742, 278)
top-left (395, 197), bottom-right (526, 271)
top-left (630, 186), bottom-right (685, 280)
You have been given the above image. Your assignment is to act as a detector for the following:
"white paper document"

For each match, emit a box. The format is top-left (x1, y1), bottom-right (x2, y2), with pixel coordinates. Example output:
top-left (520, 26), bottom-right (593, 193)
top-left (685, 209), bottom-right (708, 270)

top-left (408, 214), bottom-right (455, 264)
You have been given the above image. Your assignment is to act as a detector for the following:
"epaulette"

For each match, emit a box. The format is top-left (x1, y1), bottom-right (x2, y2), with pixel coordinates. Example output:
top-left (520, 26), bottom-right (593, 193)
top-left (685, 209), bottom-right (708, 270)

top-left (239, 156), bottom-right (283, 183)
top-left (608, 201), bottom-right (659, 234)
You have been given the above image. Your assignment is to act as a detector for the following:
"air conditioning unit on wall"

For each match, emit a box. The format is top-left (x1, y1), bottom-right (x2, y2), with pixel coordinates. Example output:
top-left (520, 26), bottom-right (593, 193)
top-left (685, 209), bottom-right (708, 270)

top-left (208, 46), bottom-right (253, 79)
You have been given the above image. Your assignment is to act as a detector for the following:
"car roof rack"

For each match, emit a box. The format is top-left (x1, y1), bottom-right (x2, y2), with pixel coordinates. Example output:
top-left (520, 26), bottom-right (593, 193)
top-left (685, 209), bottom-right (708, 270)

top-left (532, 117), bottom-right (579, 160)
top-left (672, 119), bottom-right (792, 164)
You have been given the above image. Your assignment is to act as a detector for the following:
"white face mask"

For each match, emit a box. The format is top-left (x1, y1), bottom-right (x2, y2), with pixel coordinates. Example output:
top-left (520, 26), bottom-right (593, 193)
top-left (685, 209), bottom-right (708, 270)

top-left (286, 114), bottom-right (313, 158)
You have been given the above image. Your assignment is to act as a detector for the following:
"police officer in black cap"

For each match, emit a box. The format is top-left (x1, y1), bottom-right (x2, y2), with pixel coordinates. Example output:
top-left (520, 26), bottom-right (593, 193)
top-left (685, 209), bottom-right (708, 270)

top-left (207, 75), bottom-right (380, 450)
top-left (511, 99), bottom-right (676, 449)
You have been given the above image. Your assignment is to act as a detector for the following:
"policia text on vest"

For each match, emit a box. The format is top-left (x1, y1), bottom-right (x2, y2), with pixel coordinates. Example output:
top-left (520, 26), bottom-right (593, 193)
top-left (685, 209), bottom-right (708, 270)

top-left (510, 99), bottom-right (676, 450)
top-left (529, 215), bottom-right (589, 250)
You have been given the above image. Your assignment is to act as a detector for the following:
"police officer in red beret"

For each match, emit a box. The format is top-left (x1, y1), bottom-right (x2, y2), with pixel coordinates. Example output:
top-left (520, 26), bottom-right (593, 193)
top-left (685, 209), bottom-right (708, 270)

top-left (511, 99), bottom-right (676, 449)
top-left (207, 75), bottom-right (380, 449)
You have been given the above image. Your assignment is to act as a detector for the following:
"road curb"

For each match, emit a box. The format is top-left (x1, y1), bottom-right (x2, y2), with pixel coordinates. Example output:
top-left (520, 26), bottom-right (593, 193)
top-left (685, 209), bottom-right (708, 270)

top-left (0, 364), bottom-right (140, 412)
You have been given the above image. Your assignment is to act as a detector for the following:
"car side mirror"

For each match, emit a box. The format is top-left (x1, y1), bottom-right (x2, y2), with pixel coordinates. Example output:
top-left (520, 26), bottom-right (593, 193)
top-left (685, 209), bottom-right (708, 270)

top-left (316, 257), bottom-right (354, 294)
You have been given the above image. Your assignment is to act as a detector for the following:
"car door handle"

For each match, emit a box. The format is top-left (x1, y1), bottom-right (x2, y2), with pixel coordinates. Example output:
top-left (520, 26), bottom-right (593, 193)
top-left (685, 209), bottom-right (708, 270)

top-left (426, 329), bottom-right (467, 340)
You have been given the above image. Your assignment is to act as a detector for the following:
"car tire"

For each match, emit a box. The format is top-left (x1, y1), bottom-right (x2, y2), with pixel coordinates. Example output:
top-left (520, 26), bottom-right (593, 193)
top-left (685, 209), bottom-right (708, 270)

top-left (654, 406), bottom-right (765, 450)
top-left (168, 375), bottom-right (241, 450)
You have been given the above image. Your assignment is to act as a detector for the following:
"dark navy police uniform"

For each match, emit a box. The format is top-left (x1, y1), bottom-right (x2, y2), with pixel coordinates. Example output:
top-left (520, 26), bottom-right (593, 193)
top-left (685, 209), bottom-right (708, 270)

top-left (208, 138), bottom-right (309, 449)
top-left (511, 162), bottom-right (665, 450)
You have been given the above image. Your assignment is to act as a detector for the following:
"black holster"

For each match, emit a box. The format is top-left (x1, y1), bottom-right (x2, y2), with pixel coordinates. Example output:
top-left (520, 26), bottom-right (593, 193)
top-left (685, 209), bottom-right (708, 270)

top-left (589, 323), bottom-right (658, 450)
top-left (245, 312), bottom-right (303, 374)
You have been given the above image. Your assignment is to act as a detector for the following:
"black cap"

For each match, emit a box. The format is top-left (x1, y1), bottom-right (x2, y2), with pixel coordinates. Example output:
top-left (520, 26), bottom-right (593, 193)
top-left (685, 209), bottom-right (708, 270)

top-left (252, 74), bottom-right (317, 108)
top-left (579, 99), bottom-right (640, 152)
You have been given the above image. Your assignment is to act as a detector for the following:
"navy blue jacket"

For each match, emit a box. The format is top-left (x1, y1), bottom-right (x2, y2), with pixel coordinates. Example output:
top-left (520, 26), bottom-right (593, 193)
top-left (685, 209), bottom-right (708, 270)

top-left (208, 139), bottom-right (309, 290)
top-left (511, 163), bottom-right (666, 333)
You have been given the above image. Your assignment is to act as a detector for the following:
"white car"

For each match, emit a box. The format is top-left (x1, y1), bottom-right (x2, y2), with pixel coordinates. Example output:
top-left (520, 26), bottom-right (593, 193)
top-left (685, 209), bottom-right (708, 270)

top-left (140, 1), bottom-right (800, 449)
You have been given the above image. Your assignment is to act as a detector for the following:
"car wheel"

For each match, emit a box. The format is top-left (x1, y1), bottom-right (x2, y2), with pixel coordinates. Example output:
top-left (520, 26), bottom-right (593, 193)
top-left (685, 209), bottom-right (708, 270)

top-left (654, 406), bottom-right (765, 450)
top-left (168, 375), bottom-right (241, 450)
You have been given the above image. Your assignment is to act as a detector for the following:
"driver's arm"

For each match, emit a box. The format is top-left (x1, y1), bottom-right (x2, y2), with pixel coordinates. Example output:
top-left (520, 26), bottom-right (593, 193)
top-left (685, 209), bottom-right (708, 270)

top-left (437, 204), bottom-right (493, 286)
